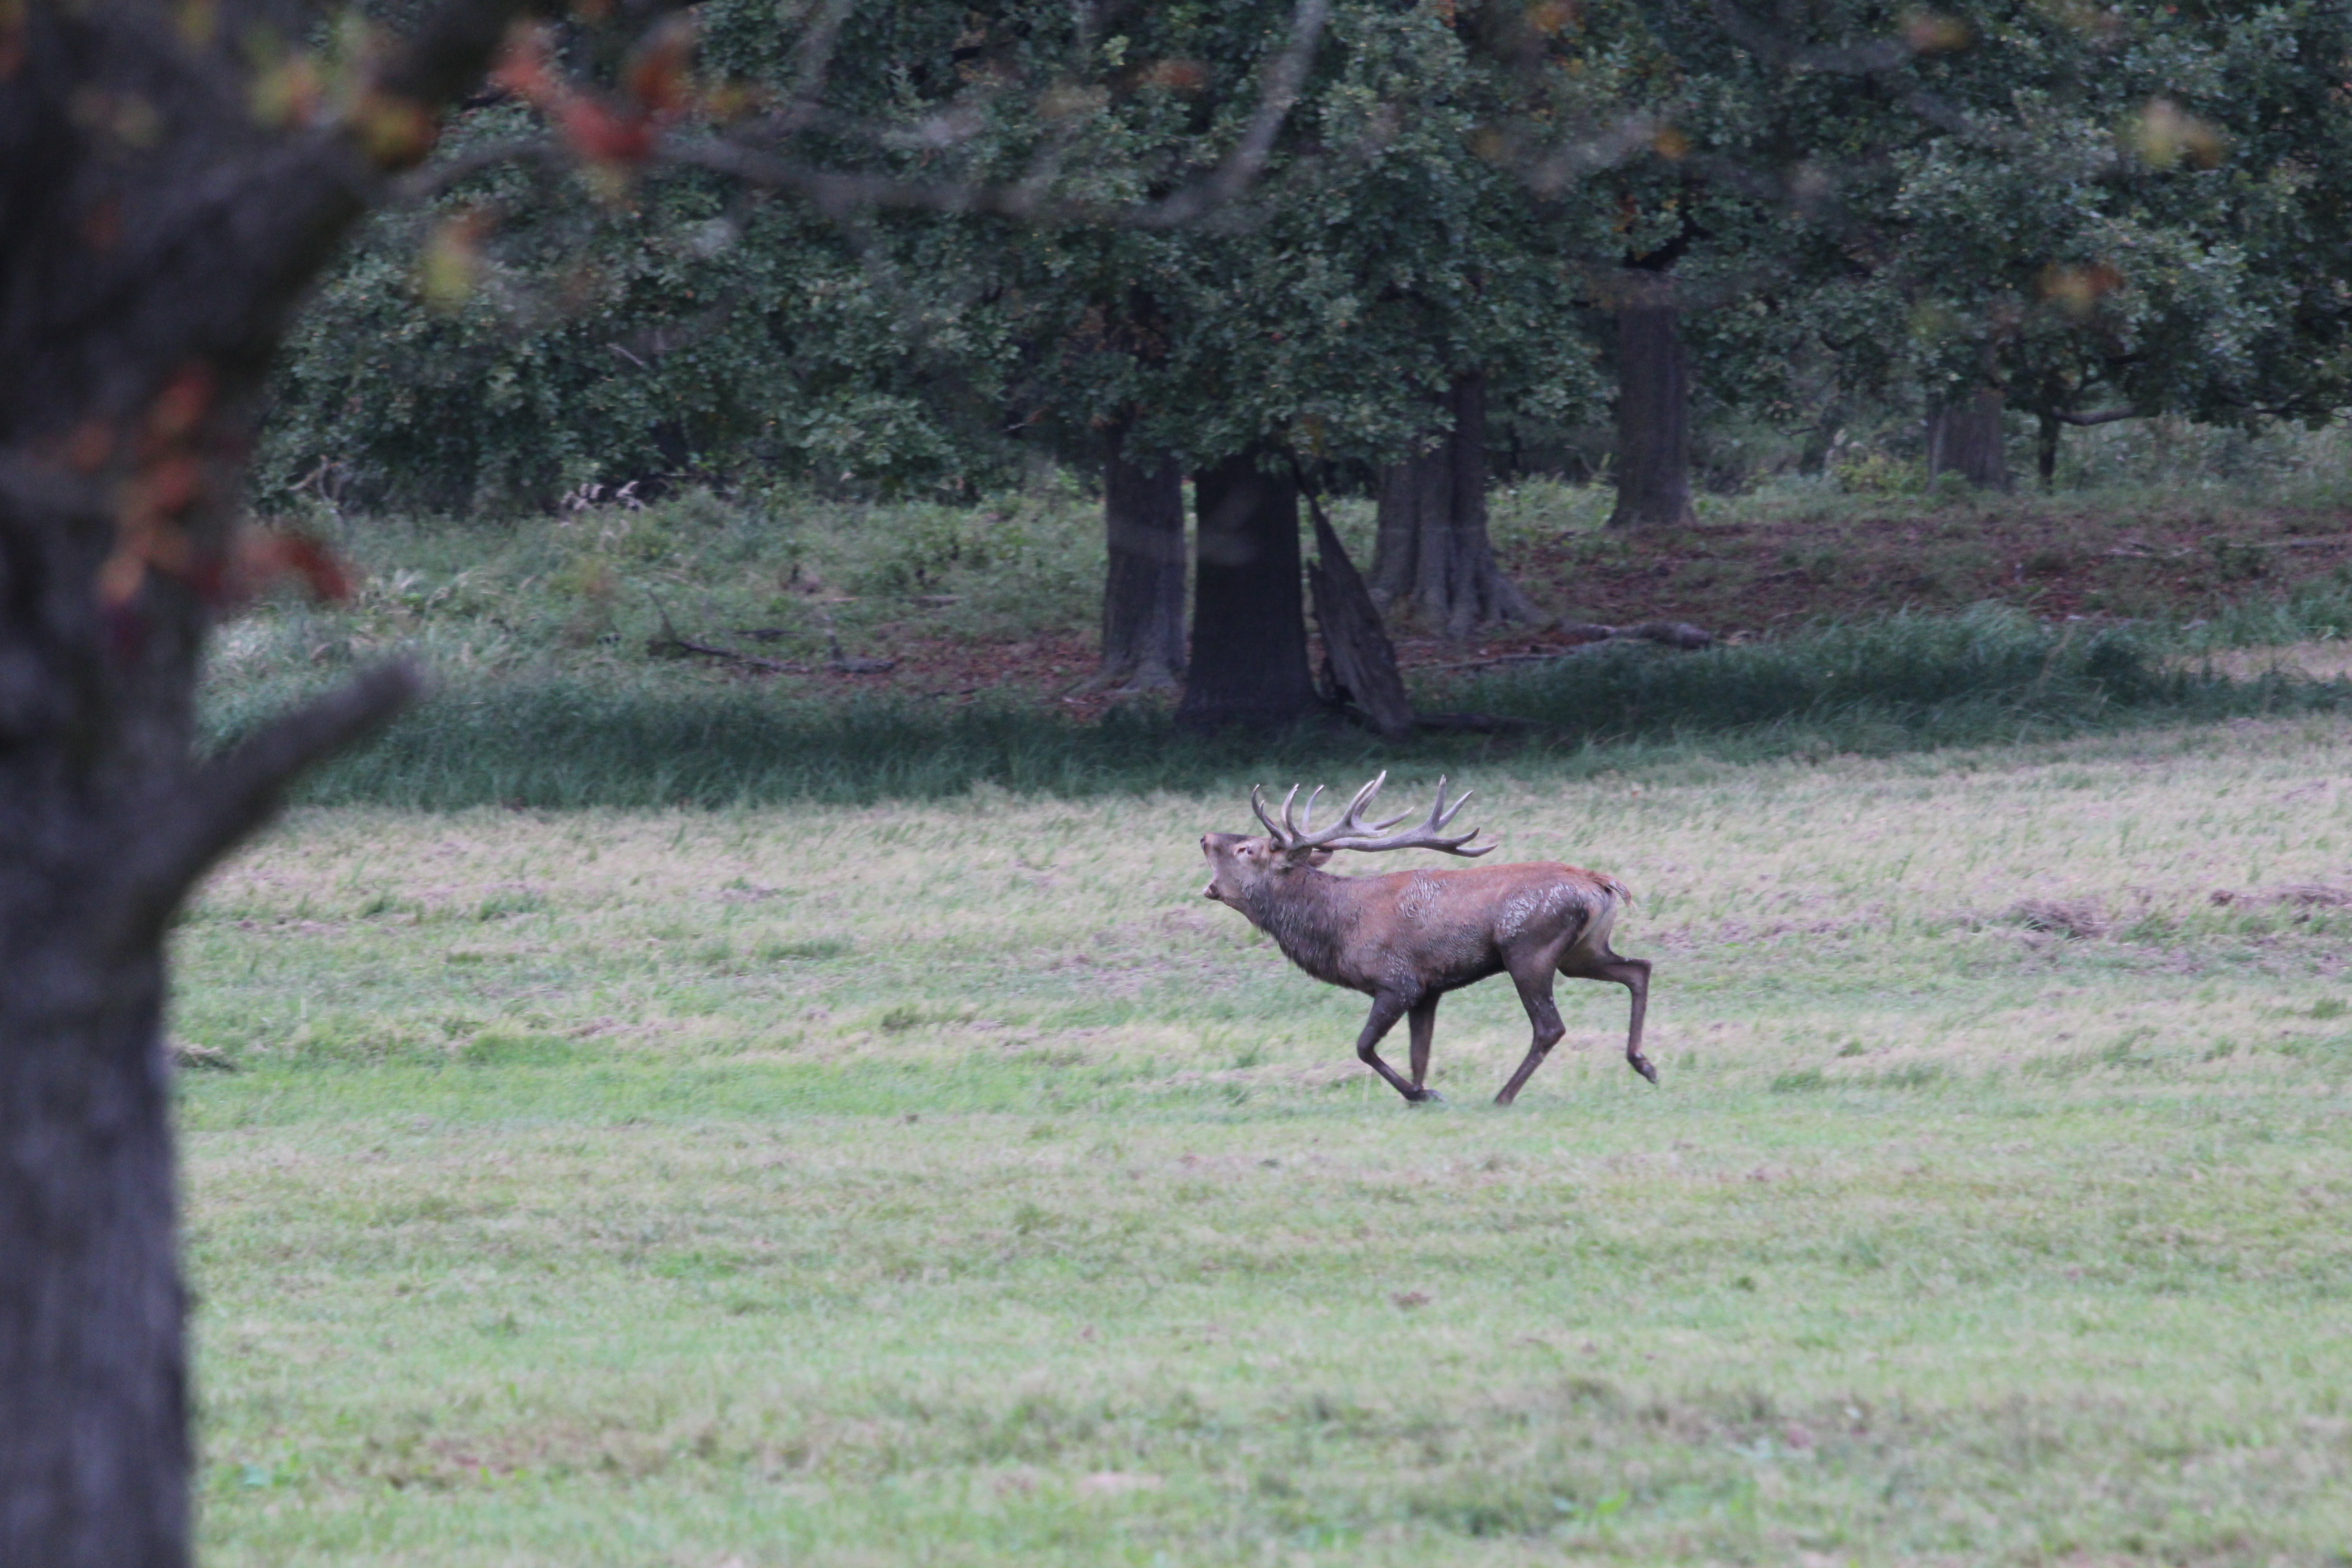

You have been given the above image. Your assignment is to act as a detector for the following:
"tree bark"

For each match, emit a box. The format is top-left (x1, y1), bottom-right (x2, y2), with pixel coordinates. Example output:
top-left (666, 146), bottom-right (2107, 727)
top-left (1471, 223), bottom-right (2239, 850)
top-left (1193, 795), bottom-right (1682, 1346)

top-left (1176, 448), bottom-right (1318, 733)
top-left (1, 1), bottom-right (514, 1560)
top-left (2035, 409), bottom-right (2061, 490)
top-left (1606, 301), bottom-right (1698, 530)
top-left (1925, 389), bottom-right (2012, 491)
top-left (1087, 426), bottom-right (1186, 692)
top-left (1368, 370), bottom-right (1543, 637)
top-left (1302, 482), bottom-right (1412, 740)
top-left (0, 941), bottom-right (185, 1568)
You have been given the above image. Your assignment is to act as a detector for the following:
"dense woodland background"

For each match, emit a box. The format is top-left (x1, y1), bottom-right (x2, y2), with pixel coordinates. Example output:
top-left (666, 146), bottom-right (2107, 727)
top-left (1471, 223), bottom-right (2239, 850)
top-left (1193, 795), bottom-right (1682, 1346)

top-left (237, 0), bottom-right (2352, 740)
top-left (262, 0), bottom-right (2352, 515)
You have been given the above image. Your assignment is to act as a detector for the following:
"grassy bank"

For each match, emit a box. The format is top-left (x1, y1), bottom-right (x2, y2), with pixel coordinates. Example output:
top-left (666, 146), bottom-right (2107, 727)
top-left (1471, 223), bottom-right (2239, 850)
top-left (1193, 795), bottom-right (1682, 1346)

top-left (181, 718), bottom-right (2352, 1564)
top-left (200, 475), bottom-right (2352, 809)
top-left (208, 605), bottom-right (2349, 809)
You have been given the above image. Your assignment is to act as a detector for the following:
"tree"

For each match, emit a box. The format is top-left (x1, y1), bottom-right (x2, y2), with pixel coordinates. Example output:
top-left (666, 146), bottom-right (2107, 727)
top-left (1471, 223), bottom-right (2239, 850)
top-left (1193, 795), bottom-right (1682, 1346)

top-left (0, 1), bottom-right (1333, 1557)
top-left (1175, 449), bottom-right (1316, 731)
top-left (261, 182), bottom-right (1027, 509)
top-left (1126, 2), bottom-right (1626, 711)
top-left (1606, 284), bottom-right (1702, 527)
top-left (1369, 369), bottom-right (1543, 632)
top-left (0, 4), bottom-right (528, 1557)
top-left (1926, 390), bottom-right (2012, 491)
top-left (1721, 2), bottom-right (2352, 491)
top-left (1094, 422), bottom-right (1186, 692)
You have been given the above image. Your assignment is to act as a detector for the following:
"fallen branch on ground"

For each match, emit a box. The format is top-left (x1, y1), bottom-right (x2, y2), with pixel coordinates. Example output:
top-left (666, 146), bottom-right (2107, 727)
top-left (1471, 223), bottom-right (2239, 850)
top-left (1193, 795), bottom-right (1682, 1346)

top-left (647, 624), bottom-right (810, 675)
top-left (1431, 620), bottom-right (1716, 673)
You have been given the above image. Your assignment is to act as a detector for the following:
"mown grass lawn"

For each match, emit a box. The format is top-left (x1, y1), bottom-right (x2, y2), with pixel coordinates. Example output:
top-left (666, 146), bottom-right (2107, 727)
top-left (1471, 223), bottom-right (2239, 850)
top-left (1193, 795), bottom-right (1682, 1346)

top-left (180, 719), bottom-right (2352, 1566)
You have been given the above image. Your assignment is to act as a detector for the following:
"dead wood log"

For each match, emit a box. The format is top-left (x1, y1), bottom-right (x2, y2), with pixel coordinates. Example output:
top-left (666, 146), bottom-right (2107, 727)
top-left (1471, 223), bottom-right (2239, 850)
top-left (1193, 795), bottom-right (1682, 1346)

top-left (1299, 474), bottom-right (1416, 741)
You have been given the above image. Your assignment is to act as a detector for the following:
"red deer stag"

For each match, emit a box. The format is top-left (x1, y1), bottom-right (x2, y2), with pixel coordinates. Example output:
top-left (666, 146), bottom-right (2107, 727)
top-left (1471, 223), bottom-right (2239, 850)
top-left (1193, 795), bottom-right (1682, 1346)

top-left (1199, 773), bottom-right (1653, 1104)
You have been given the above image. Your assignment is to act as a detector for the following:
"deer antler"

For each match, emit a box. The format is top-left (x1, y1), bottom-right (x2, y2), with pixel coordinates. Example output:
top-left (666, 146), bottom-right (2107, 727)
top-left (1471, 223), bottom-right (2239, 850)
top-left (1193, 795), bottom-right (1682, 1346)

top-left (1249, 773), bottom-right (1492, 857)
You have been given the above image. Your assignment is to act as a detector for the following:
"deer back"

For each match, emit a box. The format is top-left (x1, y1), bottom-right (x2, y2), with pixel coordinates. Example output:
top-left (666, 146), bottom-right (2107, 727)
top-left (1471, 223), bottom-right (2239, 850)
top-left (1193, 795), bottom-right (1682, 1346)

top-left (1263, 860), bottom-right (1627, 993)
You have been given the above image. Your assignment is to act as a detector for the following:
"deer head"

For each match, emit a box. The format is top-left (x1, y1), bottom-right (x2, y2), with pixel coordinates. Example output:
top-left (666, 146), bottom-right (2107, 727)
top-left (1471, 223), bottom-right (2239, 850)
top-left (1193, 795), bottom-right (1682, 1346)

top-left (1199, 772), bottom-right (1491, 911)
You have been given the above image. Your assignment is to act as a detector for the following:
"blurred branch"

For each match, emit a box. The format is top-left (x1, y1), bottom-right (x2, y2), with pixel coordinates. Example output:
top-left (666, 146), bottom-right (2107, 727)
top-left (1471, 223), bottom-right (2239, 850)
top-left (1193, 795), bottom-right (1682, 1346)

top-left (1132, 0), bottom-right (1331, 227)
top-left (391, 136), bottom-right (558, 203)
top-left (112, 662), bottom-right (425, 949)
top-left (662, 0), bottom-right (1330, 227)
top-left (1709, 0), bottom-right (1973, 137)
top-left (381, 0), bottom-right (1329, 230)
top-left (655, 136), bottom-right (1071, 219)
top-left (768, 0), bottom-right (858, 137)
top-left (1708, 0), bottom-right (1909, 74)
top-left (374, 0), bottom-right (549, 109)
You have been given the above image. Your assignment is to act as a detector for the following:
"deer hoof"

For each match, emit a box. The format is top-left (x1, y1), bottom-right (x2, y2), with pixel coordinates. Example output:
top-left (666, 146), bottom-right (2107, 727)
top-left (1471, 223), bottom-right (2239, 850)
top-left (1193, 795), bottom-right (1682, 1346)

top-left (1630, 1055), bottom-right (1659, 1085)
top-left (1411, 1089), bottom-right (1447, 1107)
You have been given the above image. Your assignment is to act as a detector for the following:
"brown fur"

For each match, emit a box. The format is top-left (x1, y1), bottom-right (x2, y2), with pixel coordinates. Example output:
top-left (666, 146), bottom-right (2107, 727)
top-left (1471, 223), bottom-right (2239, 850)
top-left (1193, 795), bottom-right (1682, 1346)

top-left (1200, 833), bottom-right (1655, 1104)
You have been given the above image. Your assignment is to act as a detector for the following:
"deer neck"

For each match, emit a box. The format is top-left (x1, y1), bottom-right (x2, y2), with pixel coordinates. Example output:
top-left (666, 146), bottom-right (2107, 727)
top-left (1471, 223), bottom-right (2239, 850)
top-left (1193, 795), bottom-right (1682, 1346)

top-left (1241, 868), bottom-right (1357, 983)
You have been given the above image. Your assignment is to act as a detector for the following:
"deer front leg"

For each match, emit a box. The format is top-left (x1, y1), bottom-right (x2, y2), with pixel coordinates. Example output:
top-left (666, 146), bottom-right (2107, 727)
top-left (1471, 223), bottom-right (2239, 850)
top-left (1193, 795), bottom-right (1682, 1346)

top-left (1494, 963), bottom-right (1568, 1106)
top-left (1354, 991), bottom-right (1435, 1104)
top-left (1407, 996), bottom-right (1441, 1093)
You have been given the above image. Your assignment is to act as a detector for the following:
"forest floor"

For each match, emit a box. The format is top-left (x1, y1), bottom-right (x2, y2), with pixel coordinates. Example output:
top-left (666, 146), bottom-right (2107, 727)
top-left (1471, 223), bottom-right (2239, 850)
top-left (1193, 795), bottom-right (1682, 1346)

top-left (181, 719), bottom-right (2352, 1565)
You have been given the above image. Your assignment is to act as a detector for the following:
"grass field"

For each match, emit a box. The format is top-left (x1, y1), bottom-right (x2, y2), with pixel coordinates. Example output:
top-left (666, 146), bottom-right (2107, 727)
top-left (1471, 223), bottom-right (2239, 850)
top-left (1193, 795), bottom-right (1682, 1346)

top-left (180, 716), bottom-right (2352, 1565)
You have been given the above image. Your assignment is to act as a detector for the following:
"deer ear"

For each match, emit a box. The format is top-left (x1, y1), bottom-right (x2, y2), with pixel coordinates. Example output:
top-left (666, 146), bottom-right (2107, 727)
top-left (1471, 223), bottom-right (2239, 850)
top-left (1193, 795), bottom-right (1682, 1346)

top-left (1306, 849), bottom-right (1334, 867)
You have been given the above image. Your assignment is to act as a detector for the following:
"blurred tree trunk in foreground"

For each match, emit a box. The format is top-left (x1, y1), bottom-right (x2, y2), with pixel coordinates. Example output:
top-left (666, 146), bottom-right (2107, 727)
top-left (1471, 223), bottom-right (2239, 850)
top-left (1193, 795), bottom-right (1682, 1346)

top-left (0, 0), bottom-right (656, 1558)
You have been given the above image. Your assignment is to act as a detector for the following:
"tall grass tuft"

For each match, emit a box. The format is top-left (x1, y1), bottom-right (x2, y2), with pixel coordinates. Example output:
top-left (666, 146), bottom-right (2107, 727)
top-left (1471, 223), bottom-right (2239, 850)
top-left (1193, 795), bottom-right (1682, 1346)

top-left (1462, 605), bottom-right (2202, 735)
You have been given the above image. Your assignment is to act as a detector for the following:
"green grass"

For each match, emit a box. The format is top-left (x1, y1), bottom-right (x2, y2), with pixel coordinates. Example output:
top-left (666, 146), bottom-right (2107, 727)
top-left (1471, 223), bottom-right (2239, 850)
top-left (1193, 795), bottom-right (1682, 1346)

top-left (181, 718), bottom-right (2352, 1565)
top-left (205, 474), bottom-right (2352, 811)
top-left (207, 602), bottom-right (2351, 809)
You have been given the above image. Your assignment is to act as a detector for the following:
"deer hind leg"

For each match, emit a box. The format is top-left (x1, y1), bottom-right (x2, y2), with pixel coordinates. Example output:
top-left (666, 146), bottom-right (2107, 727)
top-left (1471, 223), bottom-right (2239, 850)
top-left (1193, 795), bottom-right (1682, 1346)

top-left (1354, 990), bottom-right (1437, 1105)
top-left (1561, 945), bottom-right (1655, 1085)
top-left (1494, 961), bottom-right (1569, 1106)
top-left (1407, 996), bottom-right (1441, 1094)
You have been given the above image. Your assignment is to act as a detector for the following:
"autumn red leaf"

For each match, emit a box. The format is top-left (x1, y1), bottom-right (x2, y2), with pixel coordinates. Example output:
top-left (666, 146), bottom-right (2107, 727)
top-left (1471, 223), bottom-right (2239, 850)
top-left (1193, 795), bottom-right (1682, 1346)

top-left (623, 17), bottom-right (696, 116)
top-left (557, 97), bottom-right (653, 165)
top-left (234, 529), bottom-right (356, 604)
top-left (148, 363), bottom-right (215, 443)
top-left (494, 22), bottom-right (659, 168)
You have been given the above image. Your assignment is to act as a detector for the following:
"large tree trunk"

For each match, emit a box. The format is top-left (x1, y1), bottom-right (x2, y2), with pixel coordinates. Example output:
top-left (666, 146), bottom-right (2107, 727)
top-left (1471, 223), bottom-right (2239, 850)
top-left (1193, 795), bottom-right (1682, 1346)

top-left (1087, 427), bottom-right (1186, 692)
top-left (0, 4), bottom-right (515, 1561)
top-left (1368, 370), bottom-right (1542, 637)
top-left (1176, 448), bottom-right (1318, 733)
top-left (0, 938), bottom-right (185, 1567)
top-left (1926, 389), bottom-right (2012, 491)
top-left (1607, 299), bottom-right (1697, 530)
